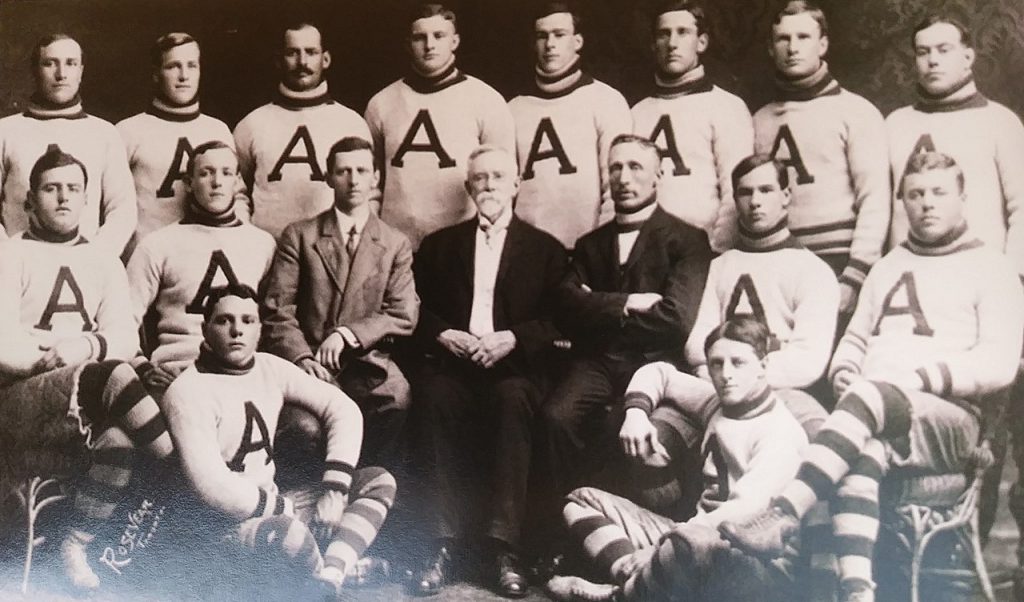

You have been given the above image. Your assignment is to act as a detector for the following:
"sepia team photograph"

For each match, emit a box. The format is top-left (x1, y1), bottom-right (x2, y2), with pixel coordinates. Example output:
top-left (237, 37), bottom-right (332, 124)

top-left (0, 0), bottom-right (1022, 600)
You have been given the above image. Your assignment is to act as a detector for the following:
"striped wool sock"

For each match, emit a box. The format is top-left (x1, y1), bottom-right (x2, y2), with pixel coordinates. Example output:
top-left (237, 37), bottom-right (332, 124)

top-left (833, 438), bottom-right (886, 592)
top-left (563, 490), bottom-right (637, 580)
top-left (323, 467), bottom-right (397, 573)
top-left (241, 515), bottom-right (324, 575)
top-left (77, 361), bottom-right (173, 459)
top-left (778, 381), bottom-right (910, 519)
top-left (74, 426), bottom-right (134, 525)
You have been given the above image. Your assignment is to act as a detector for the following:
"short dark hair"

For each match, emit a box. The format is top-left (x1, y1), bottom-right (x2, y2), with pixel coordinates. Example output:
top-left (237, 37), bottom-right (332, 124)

top-left (703, 316), bottom-right (770, 361)
top-left (901, 151), bottom-right (965, 196)
top-left (185, 140), bottom-right (236, 179)
top-left (325, 136), bottom-right (376, 173)
top-left (150, 32), bottom-right (198, 68)
top-left (282, 21), bottom-right (324, 51)
top-left (202, 283), bottom-right (260, 322)
top-left (610, 133), bottom-right (660, 155)
top-left (533, 1), bottom-right (581, 34)
top-left (772, 0), bottom-right (828, 38)
top-left (31, 33), bottom-right (81, 71)
top-left (408, 3), bottom-right (458, 32)
top-left (651, 0), bottom-right (707, 36)
top-left (29, 144), bottom-right (88, 191)
top-left (731, 153), bottom-right (788, 194)
top-left (912, 14), bottom-right (973, 48)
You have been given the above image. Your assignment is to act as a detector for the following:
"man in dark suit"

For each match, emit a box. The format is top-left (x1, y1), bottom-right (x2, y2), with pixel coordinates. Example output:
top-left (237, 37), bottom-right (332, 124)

top-left (262, 136), bottom-right (418, 473)
top-left (537, 133), bottom-right (714, 529)
top-left (409, 145), bottom-right (568, 597)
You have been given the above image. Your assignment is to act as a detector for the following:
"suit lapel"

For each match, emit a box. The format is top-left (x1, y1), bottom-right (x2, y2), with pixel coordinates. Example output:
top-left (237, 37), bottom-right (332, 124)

top-left (457, 220), bottom-right (477, 290)
top-left (621, 209), bottom-right (663, 282)
top-left (314, 210), bottom-right (349, 296)
top-left (339, 213), bottom-right (385, 315)
top-left (495, 217), bottom-right (523, 287)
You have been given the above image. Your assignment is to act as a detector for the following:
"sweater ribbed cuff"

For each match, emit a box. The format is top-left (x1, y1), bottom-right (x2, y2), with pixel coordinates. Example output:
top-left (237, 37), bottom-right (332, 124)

top-left (623, 392), bottom-right (655, 415)
top-left (838, 258), bottom-right (871, 292)
top-left (322, 460), bottom-right (355, 496)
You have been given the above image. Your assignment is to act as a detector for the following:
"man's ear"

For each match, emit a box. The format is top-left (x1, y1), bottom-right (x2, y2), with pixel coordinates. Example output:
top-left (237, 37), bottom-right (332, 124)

top-left (24, 191), bottom-right (36, 213)
top-left (322, 50), bottom-right (332, 70)
top-left (451, 32), bottom-right (461, 53)
top-left (183, 173), bottom-right (194, 195)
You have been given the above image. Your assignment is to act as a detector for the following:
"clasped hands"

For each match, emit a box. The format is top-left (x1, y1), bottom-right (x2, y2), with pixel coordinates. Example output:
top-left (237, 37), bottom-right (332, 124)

top-left (437, 329), bottom-right (516, 369)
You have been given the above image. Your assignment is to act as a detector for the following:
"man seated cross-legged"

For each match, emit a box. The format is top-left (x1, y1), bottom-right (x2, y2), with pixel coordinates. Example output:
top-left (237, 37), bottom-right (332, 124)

top-left (160, 284), bottom-right (396, 597)
top-left (719, 152), bottom-right (1024, 602)
top-left (547, 317), bottom-right (811, 602)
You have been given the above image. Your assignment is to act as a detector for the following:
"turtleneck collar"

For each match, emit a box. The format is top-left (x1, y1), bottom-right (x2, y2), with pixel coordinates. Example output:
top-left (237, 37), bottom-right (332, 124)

top-left (615, 195), bottom-right (658, 230)
top-left (533, 58), bottom-right (592, 99)
top-left (25, 93), bottom-right (87, 120)
top-left (273, 80), bottom-right (332, 110)
top-left (736, 217), bottom-right (801, 252)
top-left (773, 61), bottom-right (841, 102)
top-left (196, 344), bottom-right (254, 375)
top-left (721, 384), bottom-right (775, 420)
top-left (914, 77), bottom-right (988, 113)
top-left (904, 220), bottom-right (982, 256)
top-left (148, 95), bottom-right (201, 122)
top-left (404, 56), bottom-right (466, 94)
top-left (654, 64), bottom-right (713, 99)
top-left (180, 195), bottom-right (241, 228)
top-left (23, 221), bottom-right (86, 245)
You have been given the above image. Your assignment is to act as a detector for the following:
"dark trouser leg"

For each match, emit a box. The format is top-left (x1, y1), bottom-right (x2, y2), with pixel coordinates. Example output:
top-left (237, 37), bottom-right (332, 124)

top-left (340, 363), bottom-right (411, 474)
top-left (1008, 375), bottom-right (1024, 564)
top-left (410, 366), bottom-right (475, 541)
top-left (486, 376), bottom-right (542, 548)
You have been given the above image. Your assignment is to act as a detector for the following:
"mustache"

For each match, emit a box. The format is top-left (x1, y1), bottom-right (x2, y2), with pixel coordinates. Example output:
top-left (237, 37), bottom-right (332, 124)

top-left (289, 67), bottom-right (316, 76)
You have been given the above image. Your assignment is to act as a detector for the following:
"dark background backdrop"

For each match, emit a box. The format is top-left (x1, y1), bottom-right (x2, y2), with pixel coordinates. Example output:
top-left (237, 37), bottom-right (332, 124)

top-left (1, 0), bottom-right (1022, 128)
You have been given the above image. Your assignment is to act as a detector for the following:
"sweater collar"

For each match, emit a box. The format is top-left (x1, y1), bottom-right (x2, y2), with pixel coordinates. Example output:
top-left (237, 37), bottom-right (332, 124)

top-left (273, 81), bottom-right (332, 109)
top-left (533, 59), bottom-right (592, 99)
top-left (180, 195), bottom-right (241, 228)
top-left (147, 96), bottom-right (201, 122)
top-left (23, 222), bottom-right (87, 245)
top-left (654, 64), bottom-right (713, 99)
top-left (914, 77), bottom-right (988, 113)
top-left (773, 61), bottom-right (841, 102)
top-left (736, 218), bottom-right (801, 252)
top-left (24, 93), bottom-right (87, 120)
top-left (404, 57), bottom-right (466, 94)
top-left (721, 385), bottom-right (775, 420)
top-left (195, 344), bottom-right (255, 375)
top-left (903, 221), bottom-right (983, 255)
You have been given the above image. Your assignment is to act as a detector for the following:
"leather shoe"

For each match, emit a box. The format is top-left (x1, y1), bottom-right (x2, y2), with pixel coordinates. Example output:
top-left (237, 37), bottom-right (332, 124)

top-left (495, 551), bottom-right (529, 598)
top-left (410, 544), bottom-right (453, 596)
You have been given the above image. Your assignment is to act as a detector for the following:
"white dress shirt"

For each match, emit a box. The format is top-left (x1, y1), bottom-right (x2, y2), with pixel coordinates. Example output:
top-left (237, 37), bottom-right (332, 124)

top-left (468, 210), bottom-right (512, 336)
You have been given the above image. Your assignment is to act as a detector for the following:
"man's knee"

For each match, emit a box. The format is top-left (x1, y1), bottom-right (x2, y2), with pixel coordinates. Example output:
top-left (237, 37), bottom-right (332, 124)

top-left (493, 378), bottom-right (538, 423)
top-left (353, 466), bottom-right (398, 508)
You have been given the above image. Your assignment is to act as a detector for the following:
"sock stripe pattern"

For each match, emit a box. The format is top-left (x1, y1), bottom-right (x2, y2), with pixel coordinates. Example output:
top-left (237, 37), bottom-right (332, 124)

top-left (622, 532), bottom-right (695, 601)
top-left (75, 427), bottom-right (134, 524)
top-left (780, 380), bottom-right (907, 518)
top-left (78, 362), bottom-right (173, 459)
top-left (833, 438), bottom-right (886, 590)
top-left (247, 515), bottom-right (324, 575)
top-left (323, 467), bottom-right (396, 573)
top-left (563, 500), bottom-right (636, 576)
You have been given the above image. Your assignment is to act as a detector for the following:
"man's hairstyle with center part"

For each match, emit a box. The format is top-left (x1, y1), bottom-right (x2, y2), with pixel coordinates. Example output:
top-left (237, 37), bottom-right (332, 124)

top-left (29, 144), bottom-right (88, 191)
top-left (912, 14), bottom-right (973, 48)
top-left (408, 3), bottom-right (458, 32)
top-left (533, 1), bottom-right (581, 33)
top-left (326, 136), bottom-right (376, 173)
top-left (150, 32), bottom-right (198, 68)
top-left (772, 0), bottom-right (828, 38)
top-left (203, 283), bottom-right (260, 322)
top-left (186, 140), bottom-right (236, 178)
top-left (703, 316), bottom-right (770, 360)
top-left (31, 33), bottom-right (81, 72)
top-left (731, 153), bottom-right (788, 194)
top-left (900, 151), bottom-right (965, 196)
top-left (650, 0), bottom-right (707, 36)
top-left (609, 133), bottom-right (660, 164)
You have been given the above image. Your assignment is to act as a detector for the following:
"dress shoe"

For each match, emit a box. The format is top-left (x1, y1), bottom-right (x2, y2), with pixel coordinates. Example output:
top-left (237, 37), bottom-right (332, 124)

top-left (495, 550), bottom-right (529, 598)
top-left (410, 544), bottom-right (454, 596)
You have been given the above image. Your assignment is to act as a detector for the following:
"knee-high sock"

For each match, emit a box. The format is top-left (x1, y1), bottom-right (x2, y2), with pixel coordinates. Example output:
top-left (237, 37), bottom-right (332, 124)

top-left (323, 467), bottom-right (397, 572)
top-left (778, 381), bottom-right (910, 519)
top-left (621, 532), bottom-right (697, 602)
top-left (563, 495), bottom-right (636, 579)
top-left (77, 361), bottom-right (173, 459)
top-left (241, 515), bottom-right (323, 576)
top-left (75, 427), bottom-right (133, 528)
top-left (833, 439), bottom-right (886, 590)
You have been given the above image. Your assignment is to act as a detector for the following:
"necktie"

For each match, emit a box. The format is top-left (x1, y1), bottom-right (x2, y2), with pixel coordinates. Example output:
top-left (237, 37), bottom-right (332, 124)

top-left (346, 225), bottom-right (359, 259)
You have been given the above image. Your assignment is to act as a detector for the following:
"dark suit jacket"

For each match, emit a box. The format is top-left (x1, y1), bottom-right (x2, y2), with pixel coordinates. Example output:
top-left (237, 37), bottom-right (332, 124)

top-left (559, 206), bottom-right (714, 366)
top-left (261, 209), bottom-right (418, 407)
top-left (413, 216), bottom-right (568, 378)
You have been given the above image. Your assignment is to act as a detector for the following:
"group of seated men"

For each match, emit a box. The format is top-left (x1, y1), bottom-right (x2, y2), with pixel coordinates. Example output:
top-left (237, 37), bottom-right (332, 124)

top-left (0, 1), bottom-right (1022, 601)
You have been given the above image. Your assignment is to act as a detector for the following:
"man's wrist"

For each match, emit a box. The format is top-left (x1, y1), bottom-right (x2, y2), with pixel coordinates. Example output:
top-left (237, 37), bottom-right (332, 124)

top-left (336, 327), bottom-right (360, 349)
